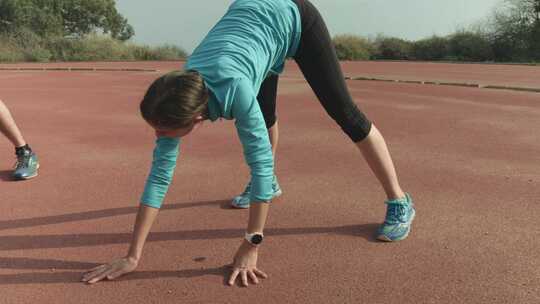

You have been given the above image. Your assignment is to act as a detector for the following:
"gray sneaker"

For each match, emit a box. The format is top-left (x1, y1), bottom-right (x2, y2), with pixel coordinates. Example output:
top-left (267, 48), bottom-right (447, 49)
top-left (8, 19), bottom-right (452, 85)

top-left (13, 149), bottom-right (39, 180)
top-left (231, 176), bottom-right (282, 209)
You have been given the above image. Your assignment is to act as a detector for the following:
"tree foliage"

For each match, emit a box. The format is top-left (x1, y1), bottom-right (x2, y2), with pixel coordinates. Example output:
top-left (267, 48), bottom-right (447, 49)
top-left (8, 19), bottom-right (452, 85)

top-left (0, 0), bottom-right (134, 40)
top-left (448, 31), bottom-right (494, 61)
top-left (488, 0), bottom-right (540, 60)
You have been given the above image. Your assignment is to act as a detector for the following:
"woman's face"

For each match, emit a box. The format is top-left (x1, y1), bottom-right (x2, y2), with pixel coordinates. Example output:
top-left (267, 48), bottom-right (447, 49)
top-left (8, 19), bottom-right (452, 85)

top-left (153, 124), bottom-right (195, 138)
top-left (150, 116), bottom-right (205, 138)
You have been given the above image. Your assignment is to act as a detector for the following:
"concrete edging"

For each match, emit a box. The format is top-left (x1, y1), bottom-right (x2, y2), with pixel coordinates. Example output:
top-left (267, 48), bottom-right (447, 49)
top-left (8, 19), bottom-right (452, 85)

top-left (0, 67), bottom-right (157, 72)
top-left (345, 76), bottom-right (540, 94)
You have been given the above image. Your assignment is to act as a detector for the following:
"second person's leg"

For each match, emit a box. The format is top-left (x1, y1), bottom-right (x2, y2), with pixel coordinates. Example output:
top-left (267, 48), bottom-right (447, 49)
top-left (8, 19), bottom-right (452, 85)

top-left (0, 99), bottom-right (39, 180)
top-left (0, 99), bottom-right (26, 147)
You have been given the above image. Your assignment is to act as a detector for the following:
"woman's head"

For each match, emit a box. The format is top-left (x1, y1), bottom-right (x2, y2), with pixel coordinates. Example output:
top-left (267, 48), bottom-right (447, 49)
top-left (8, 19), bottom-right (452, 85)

top-left (140, 70), bottom-right (209, 137)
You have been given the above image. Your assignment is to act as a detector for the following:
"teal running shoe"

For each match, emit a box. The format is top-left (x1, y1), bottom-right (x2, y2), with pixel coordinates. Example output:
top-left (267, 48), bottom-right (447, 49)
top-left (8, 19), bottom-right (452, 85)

top-left (377, 193), bottom-right (415, 242)
top-left (231, 176), bottom-right (282, 209)
top-left (13, 149), bottom-right (39, 180)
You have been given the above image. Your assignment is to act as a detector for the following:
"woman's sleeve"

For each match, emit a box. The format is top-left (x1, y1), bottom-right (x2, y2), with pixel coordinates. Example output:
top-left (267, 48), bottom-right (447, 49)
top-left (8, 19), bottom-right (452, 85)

top-left (232, 79), bottom-right (274, 203)
top-left (140, 136), bottom-right (181, 208)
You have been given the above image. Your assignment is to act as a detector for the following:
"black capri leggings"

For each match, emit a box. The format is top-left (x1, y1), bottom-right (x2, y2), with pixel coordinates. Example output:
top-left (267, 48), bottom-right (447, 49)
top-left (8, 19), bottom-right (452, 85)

top-left (257, 0), bottom-right (372, 142)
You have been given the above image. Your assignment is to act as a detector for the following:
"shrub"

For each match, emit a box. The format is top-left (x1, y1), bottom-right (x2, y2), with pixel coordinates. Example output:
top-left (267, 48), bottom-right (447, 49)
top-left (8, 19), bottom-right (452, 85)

top-left (147, 44), bottom-right (187, 60)
top-left (0, 37), bottom-right (25, 62)
top-left (411, 36), bottom-right (450, 61)
top-left (19, 34), bottom-right (188, 62)
top-left (332, 34), bottom-right (374, 60)
top-left (372, 36), bottom-right (413, 60)
top-left (448, 31), bottom-right (494, 61)
top-left (22, 46), bottom-right (52, 62)
top-left (1, 28), bottom-right (52, 62)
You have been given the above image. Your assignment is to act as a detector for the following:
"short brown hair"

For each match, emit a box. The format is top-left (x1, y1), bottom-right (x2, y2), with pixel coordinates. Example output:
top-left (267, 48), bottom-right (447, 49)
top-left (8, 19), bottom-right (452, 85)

top-left (140, 70), bottom-right (209, 129)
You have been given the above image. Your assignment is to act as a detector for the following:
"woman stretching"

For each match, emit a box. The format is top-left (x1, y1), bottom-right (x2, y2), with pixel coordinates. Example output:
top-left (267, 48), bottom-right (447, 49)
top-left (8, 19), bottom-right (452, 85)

top-left (83, 0), bottom-right (415, 287)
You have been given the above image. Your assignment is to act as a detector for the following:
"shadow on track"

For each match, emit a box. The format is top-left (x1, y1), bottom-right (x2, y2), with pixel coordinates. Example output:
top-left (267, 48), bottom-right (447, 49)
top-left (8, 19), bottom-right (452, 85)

top-left (0, 199), bottom-right (380, 285)
top-left (0, 266), bottom-right (230, 285)
top-left (0, 200), bottom-right (230, 231)
top-left (0, 170), bottom-right (15, 182)
top-left (0, 222), bottom-right (379, 252)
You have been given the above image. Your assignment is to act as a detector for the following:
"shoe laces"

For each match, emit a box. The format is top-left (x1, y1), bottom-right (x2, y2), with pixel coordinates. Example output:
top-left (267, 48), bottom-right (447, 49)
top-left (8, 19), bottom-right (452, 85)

top-left (14, 152), bottom-right (32, 170)
top-left (385, 203), bottom-right (407, 223)
top-left (241, 181), bottom-right (252, 196)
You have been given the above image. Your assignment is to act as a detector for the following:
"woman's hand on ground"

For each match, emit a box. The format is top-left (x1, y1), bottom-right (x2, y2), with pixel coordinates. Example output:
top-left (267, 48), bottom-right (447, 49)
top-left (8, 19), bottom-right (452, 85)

top-left (82, 257), bottom-right (139, 284)
top-left (228, 241), bottom-right (268, 287)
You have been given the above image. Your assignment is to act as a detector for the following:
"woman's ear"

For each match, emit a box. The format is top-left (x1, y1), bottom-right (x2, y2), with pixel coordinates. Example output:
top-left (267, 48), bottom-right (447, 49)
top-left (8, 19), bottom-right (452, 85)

top-left (194, 115), bottom-right (205, 123)
top-left (192, 115), bottom-right (205, 132)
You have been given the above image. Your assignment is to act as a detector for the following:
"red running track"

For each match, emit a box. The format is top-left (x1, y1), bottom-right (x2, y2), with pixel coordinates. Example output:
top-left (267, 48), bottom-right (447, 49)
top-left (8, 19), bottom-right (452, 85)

top-left (2, 60), bottom-right (540, 89)
top-left (0, 62), bottom-right (539, 304)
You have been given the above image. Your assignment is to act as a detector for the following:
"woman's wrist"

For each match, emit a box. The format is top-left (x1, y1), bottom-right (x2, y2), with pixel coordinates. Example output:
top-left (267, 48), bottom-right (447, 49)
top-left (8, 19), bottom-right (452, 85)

top-left (127, 243), bottom-right (144, 262)
top-left (125, 205), bottom-right (159, 265)
top-left (241, 238), bottom-right (260, 250)
top-left (125, 254), bottom-right (140, 264)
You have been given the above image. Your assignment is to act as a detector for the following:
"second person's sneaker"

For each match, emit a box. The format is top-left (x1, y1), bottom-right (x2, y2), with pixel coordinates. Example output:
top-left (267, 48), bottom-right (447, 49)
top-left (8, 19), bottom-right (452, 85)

top-left (231, 176), bottom-right (282, 209)
top-left (13, 149), bottom-right (39, 180)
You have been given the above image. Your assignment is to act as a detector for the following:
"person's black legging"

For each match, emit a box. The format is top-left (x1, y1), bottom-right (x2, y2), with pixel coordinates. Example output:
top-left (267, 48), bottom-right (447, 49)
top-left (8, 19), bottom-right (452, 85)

top-left (256, 0), bottom-right (372, 142)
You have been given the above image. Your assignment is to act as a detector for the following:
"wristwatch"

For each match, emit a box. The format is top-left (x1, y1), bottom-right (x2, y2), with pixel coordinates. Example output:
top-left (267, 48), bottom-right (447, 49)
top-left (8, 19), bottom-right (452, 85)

top-left (245, 232), bottom-right (264, 245)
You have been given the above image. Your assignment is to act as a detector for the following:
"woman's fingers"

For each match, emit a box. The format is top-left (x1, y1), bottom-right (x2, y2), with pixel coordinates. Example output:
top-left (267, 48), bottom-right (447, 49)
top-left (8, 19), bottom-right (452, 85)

top-left (229, 268), bottom-right (257, 287)
top-left (241, 270), bottom-right (249, 287)
top-left (248, 270), bottom-right (259, 284)
top-left (228, 269), bottom-right (241, 286)
top-left (87, 269), bottom-right (114, 284)
top-left (253, 268), bottom-right (268, 279)
top-left (82, 258), bottom-right (138, 284)
top-left (82, 267), bottom-right (109, 282)
top-left (83, 262), bottom-right (120, 283)
top-left (85, 264), bottom-right (107, 273)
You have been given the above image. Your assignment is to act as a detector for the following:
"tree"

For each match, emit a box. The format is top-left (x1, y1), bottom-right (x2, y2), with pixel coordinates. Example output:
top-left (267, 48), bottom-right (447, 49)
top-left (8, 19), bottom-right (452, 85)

top-left (60, 0), bottom-right (134, 40)
top-left (530, 0), bottom-right (540, 59)
top-left (0, 0), bottom-right (134, 40)
top-left (0, 0), bottom-right (64, 36)
top-left (488, 0), bottom-right (540, 60)
top-left (448, 31), bottom-right (494, 61)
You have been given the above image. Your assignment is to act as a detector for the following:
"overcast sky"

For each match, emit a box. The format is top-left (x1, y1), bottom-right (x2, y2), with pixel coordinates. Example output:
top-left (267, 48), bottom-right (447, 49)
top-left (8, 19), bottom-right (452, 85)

top-left (115, 0), bottom-right (502, 53)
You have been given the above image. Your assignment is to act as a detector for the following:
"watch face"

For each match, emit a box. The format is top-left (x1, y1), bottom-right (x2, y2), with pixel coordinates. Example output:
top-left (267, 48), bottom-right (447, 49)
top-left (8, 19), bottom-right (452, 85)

top-left (251, 234), bottom-right (263, 245)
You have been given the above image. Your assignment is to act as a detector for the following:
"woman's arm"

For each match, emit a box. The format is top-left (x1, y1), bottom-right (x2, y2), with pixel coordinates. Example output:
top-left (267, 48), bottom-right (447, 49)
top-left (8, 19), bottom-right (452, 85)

top-left (82, 205), bottom-right (159, 284)
top-left (82, 136), bottom-right (180, 284)
top-left (228, 202), bottom-right (270, 286)
top-left (228, 79), bottom-right (274, 286)
top-left (247, 200), bottom-right (270, 233)
top-left (127, 205), bottom-right (160, 261)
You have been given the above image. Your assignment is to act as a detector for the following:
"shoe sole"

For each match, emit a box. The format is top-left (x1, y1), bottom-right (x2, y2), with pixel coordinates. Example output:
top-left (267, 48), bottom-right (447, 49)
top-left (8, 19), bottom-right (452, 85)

top-left (377, 208), bottom-right (416, 242)
top-left (230, 188), bottom-right (283, 209)
top-left (230, 202), bottom-right (250, 209)
top-left (13, 164), bottom-right (40, 181)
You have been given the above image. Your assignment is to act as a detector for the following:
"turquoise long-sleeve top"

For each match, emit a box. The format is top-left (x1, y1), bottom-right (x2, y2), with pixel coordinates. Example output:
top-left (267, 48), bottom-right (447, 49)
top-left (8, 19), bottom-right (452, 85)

top-left (140, 0), bottom-right (302, 209)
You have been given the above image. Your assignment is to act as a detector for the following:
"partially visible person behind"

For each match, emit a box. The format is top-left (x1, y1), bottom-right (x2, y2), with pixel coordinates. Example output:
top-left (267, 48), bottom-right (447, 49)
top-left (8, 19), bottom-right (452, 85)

top-left (0, 99), bottom-right (39, 180)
